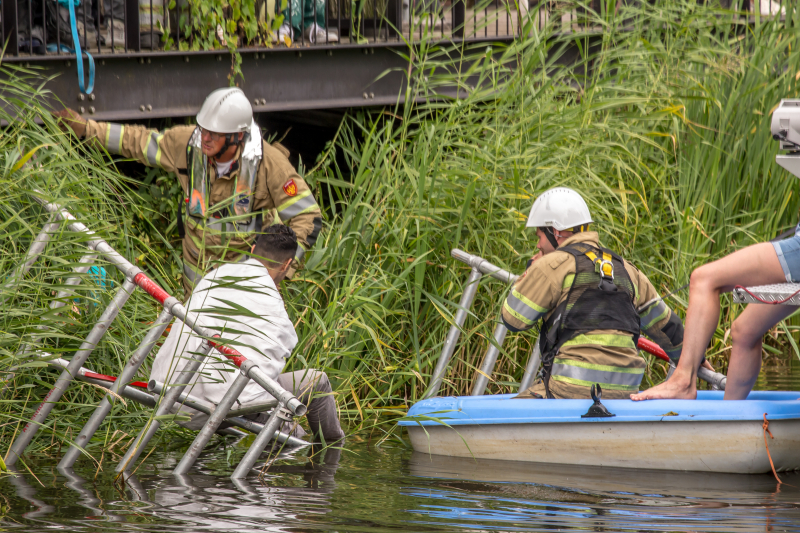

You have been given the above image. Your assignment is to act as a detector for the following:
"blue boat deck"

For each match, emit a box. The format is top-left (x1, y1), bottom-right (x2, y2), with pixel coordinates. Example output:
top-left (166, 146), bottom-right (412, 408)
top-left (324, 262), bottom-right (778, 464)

top-left (399, 391), bottom-right (800, 426)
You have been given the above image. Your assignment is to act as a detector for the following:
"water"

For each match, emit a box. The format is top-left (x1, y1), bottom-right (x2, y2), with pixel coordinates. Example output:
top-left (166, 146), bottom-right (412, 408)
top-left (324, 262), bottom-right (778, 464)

top-left (756, 353), bottom-right (800, 392)
top-left (2, 357), bottom-right (800, 533)
top-left (2, 437), bottom-right (800, 532)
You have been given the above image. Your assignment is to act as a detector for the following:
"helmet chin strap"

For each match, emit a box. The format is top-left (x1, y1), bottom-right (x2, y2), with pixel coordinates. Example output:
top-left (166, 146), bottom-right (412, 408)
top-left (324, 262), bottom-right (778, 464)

top-left (212, 131), bottom-right (249, 160)
top-left (543, 227), bottom-right (560, 250)
top-left (213, 133), bottom-right (239, 159)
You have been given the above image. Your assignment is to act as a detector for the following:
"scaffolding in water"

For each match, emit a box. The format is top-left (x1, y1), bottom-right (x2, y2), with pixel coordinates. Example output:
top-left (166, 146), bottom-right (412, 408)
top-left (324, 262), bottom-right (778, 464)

top-left (3, 189), bottom-right (309, 480)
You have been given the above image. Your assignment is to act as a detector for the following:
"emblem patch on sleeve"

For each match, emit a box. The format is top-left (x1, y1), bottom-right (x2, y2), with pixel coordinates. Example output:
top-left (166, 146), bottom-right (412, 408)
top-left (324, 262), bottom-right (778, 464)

top-left (283, 179), bottom-right (298, 196)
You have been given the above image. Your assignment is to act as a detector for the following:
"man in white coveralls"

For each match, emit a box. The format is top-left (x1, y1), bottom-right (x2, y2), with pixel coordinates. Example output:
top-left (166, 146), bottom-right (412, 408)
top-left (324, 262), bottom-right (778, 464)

top-left (150, 224), bottom-right (344, 444)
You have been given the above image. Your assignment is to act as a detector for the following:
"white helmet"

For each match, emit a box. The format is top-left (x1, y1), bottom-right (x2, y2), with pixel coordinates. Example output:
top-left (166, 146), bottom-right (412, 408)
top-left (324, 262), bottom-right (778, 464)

top-left (526, 187), bottom-right (593, 231)
top-left (196, 87), bottom-right (253, 133)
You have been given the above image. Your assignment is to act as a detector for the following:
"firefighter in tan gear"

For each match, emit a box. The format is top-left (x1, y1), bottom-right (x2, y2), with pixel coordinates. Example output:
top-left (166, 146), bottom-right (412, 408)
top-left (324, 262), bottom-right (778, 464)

top-left (54, 88), bottom-right (322, 296)
top-left (502, 187), bottom-right (704, 400)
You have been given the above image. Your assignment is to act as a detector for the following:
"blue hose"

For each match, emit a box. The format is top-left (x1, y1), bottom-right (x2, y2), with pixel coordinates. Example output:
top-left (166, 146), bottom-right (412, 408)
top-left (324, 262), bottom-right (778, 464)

top-left (66, 0), bottom-right (95, 95)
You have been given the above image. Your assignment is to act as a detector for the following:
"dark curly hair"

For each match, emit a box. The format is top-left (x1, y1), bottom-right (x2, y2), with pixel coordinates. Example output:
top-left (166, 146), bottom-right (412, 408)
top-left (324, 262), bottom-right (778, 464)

top-left (253, 224), bottom-right (297, 266)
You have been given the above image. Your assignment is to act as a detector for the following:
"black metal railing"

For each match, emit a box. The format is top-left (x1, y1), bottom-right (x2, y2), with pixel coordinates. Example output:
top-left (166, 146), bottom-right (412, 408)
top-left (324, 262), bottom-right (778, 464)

top-left (0, 0), bottom-right (792, 58)
top-left (1, 0), bottom-right (531, 58)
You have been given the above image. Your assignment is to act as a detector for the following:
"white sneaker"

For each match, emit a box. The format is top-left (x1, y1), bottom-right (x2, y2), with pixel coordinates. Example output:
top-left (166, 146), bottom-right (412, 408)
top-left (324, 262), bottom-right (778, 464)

top-left (304, 23), bottom-right (338, 43)
top-left (277, 22), bottom-right (293, 46)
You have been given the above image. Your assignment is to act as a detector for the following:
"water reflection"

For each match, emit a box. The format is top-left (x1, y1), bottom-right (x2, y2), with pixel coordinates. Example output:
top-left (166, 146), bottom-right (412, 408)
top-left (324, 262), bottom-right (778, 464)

top-left (5, 466), bottom-right (55, 521)
top-left (123, 472), bottom-right (150, 503)
top-left (58, 467), bottom-right (126, 522)
top-left (757, 354), bottom-right (800, 392)
top-left (123, 444), bottom-right (342, 530)
top-left (0, 444), bottom-right (345, 532)
top-left (1, 423), bottom-right (800, 530)
top-left (406, 452), bottom-right (800, 532)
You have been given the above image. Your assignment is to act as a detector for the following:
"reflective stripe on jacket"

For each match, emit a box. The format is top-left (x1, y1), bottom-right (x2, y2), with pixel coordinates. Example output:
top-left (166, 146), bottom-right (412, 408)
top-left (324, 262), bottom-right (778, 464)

top-left (551, 334), bottom-right (643, 392)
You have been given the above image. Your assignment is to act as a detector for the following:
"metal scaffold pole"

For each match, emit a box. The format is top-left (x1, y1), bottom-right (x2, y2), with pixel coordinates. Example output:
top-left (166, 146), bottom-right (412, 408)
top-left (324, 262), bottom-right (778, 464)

top-left (58, 307), bottom-right (174, 469)
top-left (6, 277), bottom-right (137, 467)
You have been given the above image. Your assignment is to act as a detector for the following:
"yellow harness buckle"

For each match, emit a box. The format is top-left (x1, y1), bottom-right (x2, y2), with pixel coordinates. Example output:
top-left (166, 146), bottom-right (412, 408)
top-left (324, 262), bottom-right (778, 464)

top-left (599, 256), bottom-right (614, 280)
top-left (585, 252), bottom-right (614, 279)
top-left (585, 250), bottom-right (617, 292)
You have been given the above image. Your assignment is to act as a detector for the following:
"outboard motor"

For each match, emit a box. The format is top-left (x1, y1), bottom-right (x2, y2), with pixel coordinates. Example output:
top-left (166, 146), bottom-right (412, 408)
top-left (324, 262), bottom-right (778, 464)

top-left (772, 99), bottom-right (800, 179)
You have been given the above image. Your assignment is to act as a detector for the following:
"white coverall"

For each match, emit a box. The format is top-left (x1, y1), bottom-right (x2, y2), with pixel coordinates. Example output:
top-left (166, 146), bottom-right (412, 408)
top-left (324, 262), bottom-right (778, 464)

top-left (150, 258), bottom-right (344, 442)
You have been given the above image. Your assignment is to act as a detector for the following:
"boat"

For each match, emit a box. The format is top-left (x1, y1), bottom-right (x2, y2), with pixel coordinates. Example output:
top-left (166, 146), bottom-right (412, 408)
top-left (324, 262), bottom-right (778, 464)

top-left (399, 391), bottom-right (800, 474)
top-left (399, 247), bottom-right (800, 474)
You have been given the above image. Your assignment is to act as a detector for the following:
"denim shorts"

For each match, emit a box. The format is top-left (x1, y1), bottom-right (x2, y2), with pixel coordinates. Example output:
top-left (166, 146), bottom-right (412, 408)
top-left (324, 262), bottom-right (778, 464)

top-left (772, 224), bottom-right (800, 283)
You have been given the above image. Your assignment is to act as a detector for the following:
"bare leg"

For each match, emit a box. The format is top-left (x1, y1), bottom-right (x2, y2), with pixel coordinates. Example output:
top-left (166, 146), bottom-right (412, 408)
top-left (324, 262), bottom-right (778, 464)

top-left (631, 242), bottom-right (785, 400)
top-left (725, 304), bottom-right (796, 399)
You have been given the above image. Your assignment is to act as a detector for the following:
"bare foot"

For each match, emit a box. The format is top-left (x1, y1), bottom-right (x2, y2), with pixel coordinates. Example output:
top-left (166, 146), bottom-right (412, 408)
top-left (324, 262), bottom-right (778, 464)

top-left (630, 377), bottom-right (697, 401)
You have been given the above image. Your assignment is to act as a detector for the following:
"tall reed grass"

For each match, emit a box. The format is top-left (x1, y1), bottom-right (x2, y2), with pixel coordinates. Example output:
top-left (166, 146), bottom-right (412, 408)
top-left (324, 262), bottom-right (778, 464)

top-left (2, 0), bottom-right (800, 459)
top-left (296, 1), bottom-right (800, 435)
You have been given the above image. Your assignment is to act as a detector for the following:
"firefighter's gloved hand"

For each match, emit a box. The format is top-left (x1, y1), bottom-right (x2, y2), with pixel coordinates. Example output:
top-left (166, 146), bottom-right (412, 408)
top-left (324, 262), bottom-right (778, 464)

top-left (53, 108), bottom-right (87, 138)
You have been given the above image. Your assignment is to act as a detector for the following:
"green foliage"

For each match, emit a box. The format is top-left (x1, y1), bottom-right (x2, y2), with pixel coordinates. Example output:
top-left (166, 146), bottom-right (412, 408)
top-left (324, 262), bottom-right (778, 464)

top-left (164, 0), bottom-right (274, 84)
top-left (173, 0), bottom-right (274, 50)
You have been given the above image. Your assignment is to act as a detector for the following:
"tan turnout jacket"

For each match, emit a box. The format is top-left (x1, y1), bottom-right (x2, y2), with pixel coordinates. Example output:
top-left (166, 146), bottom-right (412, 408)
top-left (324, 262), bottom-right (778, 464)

top-left (83, 121), bottom-right (322, 295)
top-left (501, 232), bottom-right (684, 399)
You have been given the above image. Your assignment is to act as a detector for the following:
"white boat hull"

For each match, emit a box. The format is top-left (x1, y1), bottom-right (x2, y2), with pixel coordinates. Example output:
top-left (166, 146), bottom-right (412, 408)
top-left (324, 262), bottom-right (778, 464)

top-left (407, 419), bottom-right (800, 474)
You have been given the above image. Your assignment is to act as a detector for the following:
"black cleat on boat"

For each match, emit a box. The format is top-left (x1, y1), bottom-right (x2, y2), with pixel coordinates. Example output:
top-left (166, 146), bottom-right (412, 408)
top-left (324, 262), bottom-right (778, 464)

top-left (581, 384), bottom-right (616, 418)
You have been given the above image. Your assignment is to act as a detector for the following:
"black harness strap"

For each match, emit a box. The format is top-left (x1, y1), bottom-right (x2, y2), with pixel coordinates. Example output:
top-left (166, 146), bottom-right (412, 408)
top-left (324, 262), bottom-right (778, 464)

top-left (537, 242), bottom-right (639, 398)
